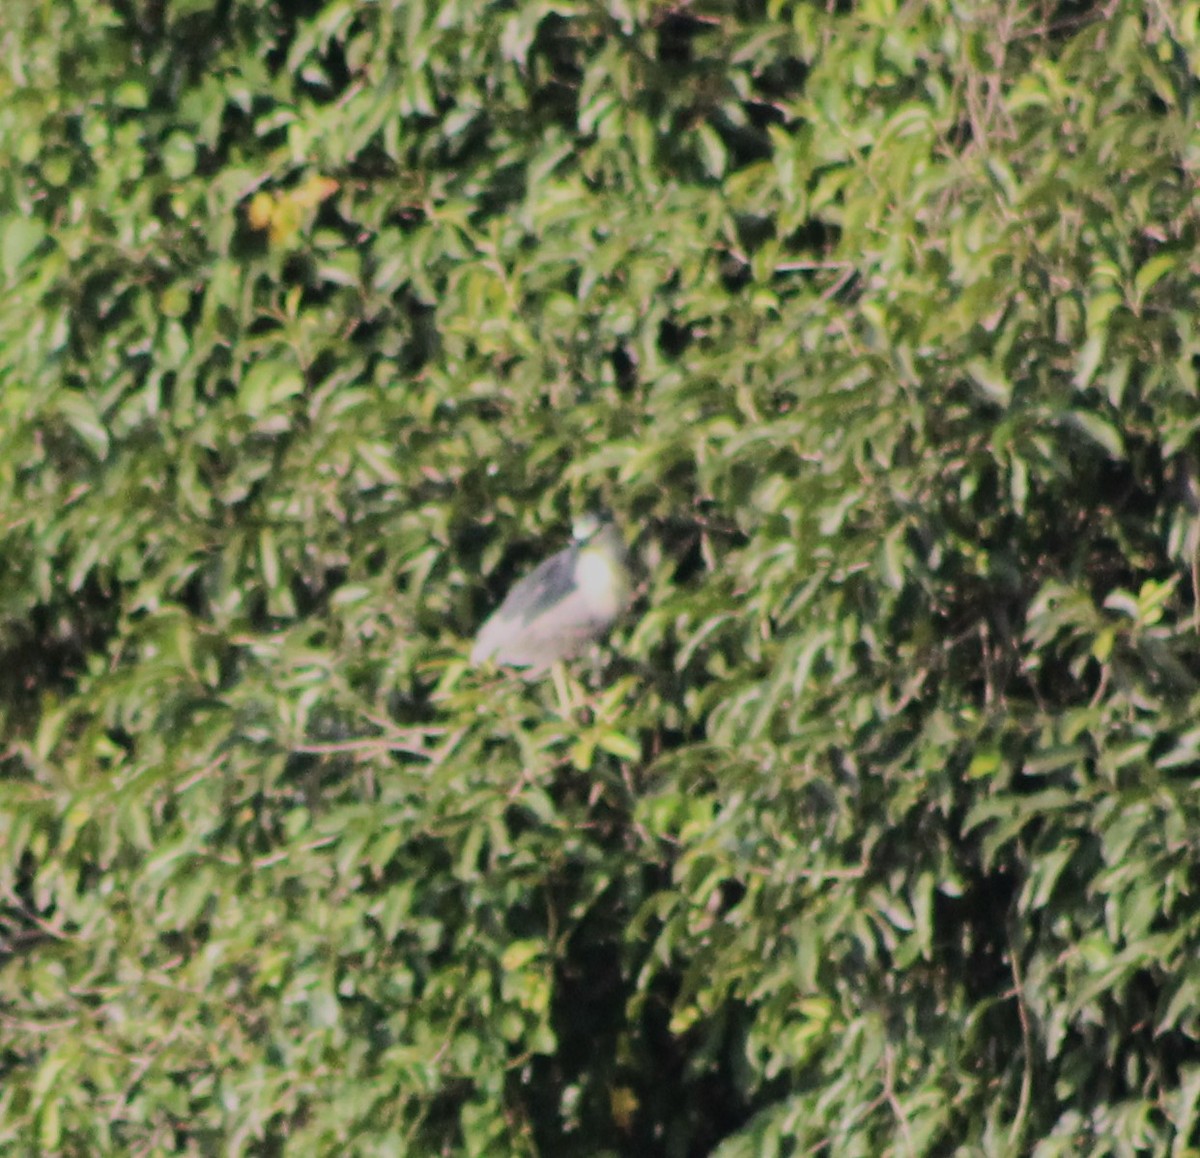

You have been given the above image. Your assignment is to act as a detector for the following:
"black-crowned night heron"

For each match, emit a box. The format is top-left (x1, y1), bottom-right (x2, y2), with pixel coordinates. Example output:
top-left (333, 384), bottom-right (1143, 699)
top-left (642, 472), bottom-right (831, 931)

top-left (471, 514), bottom-right (633, 673)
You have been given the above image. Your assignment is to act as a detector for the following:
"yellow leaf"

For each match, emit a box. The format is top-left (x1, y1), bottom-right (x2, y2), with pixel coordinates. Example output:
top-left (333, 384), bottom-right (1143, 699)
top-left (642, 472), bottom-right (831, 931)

top-left (610, 1086), bottom-right (639, 1131)
top-left (247, 192), bottom-right (274, 231)
top-left (294, 174), bottom-right (339, 209)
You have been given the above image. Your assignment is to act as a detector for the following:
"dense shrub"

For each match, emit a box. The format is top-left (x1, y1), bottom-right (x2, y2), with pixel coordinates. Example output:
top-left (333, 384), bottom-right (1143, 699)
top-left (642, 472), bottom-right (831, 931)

top-left (2, 0), bottom-right (1199, 1153)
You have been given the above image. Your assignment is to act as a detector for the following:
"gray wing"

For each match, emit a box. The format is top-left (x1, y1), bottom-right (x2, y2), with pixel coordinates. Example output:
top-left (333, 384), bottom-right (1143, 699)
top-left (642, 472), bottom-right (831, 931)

top-left (471, 545), bottom-right (585, 668)
top-left (474, 591), bottom-right (613, 669)
top-left (494, 547), bottom-right (579, 627)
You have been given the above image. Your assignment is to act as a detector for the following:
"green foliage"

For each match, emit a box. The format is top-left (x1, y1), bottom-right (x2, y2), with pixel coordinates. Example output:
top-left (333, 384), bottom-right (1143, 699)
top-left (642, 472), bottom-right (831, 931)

top-left (3, 0), bottom-right (1200, 1152)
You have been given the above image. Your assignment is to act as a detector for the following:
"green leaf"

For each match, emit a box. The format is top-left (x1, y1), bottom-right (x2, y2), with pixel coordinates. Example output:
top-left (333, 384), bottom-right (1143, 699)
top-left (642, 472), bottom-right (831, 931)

top-left (53, 391), bottom-right (110, 460)
top-left (113, 80), bottom-right (148, 108)
top-left (2, 218), bottom-right (47, 278)
top-left (238, 359), bottom-right (305, 415)
top-left (1064, 410), bottom-right (1125, 458)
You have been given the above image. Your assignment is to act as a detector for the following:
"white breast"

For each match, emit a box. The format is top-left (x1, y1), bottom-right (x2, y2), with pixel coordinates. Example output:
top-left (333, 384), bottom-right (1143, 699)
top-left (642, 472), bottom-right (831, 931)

top-left (575, 548), bottom-right (626, 622)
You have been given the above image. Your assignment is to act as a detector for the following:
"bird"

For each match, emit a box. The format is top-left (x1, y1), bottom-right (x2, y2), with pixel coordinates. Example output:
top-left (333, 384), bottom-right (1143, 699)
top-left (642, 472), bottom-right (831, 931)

top-left (471, 514), bottom-right (633, 672)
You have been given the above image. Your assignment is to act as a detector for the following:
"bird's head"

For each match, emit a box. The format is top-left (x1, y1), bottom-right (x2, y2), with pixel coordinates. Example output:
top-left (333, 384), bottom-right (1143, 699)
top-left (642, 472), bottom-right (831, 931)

top-left (571, 511), bottom-right (606, 544)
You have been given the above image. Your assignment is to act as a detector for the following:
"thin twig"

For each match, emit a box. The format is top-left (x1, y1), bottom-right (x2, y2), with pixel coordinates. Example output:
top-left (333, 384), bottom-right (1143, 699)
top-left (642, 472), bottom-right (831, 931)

top-left (290, 736), bottom-right (434, 758)
top-left (883, 1041), bottom-right (916, 1158)
top-left (1007, 924), bottom-right (1034, 1154)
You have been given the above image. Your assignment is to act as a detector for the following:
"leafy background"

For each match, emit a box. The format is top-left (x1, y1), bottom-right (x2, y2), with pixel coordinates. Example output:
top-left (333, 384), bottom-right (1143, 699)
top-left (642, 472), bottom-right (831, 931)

top-left (2, 0), bottom-right (1200, 1153)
